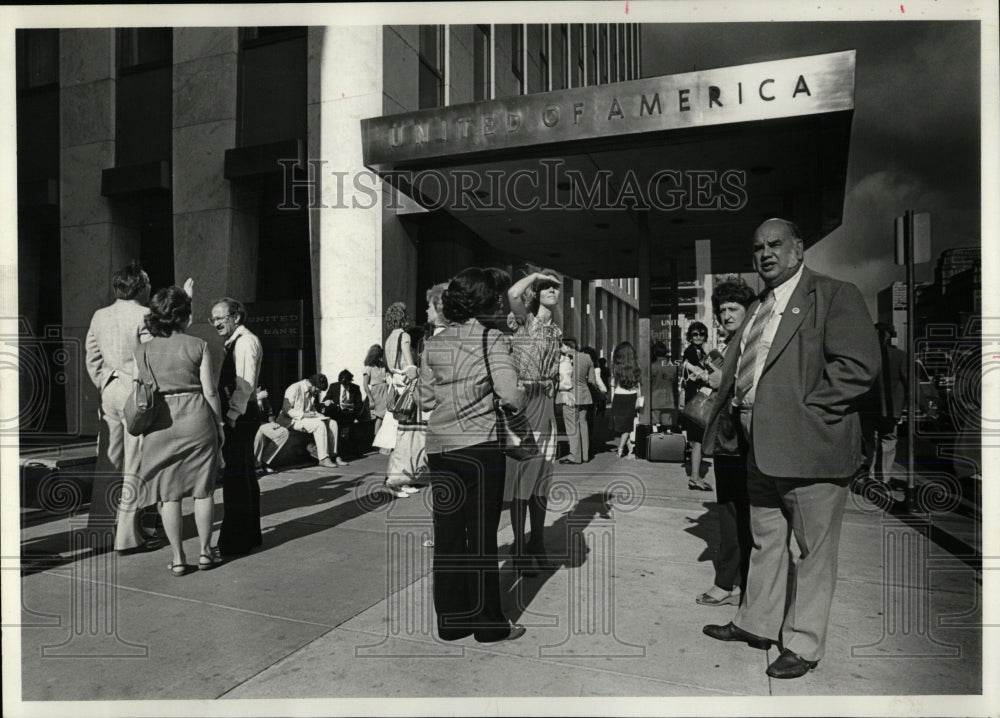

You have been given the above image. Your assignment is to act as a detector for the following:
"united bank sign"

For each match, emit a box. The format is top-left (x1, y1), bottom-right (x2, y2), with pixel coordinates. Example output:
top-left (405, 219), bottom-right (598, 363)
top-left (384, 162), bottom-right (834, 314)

top-left (362, 50), bottom-right (855, 170)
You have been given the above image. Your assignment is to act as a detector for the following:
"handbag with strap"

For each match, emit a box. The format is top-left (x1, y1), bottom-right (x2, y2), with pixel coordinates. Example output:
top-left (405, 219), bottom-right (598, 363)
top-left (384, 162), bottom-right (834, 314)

top-left (681, 387), bottom-right (714, 429)
top-left (387, 330), bottom-right (418, 422)
top-left (124, 345), bottom-right (163, 436)
top-left (482, 327), bottom-right (537, 460)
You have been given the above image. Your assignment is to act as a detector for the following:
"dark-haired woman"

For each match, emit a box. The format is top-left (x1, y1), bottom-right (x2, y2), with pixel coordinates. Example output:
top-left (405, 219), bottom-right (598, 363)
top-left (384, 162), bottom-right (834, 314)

top-left (362, 344), bottom-right (390, 440)
top-left (134, 286), bottom-right (223, 575)
top-left (697, 279), bottom-right (756, 607)
top-left (610, 341), bottom-right (642, 458)
top-left (419, 267), bottom-right (527, 643)
top-left (682, 321), bottom-right (713, 491)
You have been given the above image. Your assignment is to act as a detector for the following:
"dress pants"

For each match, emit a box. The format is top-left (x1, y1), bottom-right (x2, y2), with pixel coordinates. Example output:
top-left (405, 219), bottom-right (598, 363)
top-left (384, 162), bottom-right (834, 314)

top-left (734, 442), bottom-right (850, 663)
top-left (88, 376), bottom-right (146, 551)
top-left (561, 405), bottom-right (590, 463)
top-left (428, 442), bottom-right (510, 642)
top-left (290, 416), bottom-right (339, 459)
top-left (218, 417), bottom-right (263, 555)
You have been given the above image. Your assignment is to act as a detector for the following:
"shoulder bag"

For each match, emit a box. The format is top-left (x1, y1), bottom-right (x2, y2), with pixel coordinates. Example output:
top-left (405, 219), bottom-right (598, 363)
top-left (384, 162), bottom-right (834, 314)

top-left (682, 387), bottom-right (714, 429)
top-left (124, 345), bottom-right (163, 436)
top-left (387, 330), bottom-right (418, 422)
top-left (482, 328), bottom-right (537, 460)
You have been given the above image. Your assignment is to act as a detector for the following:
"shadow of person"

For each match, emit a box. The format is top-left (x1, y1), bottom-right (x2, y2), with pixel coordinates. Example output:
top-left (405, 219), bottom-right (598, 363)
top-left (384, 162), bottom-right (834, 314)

top-left (681, 500), bottom-right (721, 567)
top-left (500, 490), bottom-right (615, 623)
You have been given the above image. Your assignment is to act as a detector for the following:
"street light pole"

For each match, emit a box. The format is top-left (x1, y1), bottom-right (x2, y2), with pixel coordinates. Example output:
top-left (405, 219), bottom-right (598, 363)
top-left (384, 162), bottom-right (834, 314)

top-left (904, 210), bottom-right (918, 513)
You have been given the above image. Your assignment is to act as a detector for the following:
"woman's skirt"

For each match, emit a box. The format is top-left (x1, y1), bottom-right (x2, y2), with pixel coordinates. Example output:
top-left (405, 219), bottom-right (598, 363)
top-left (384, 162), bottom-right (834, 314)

top-left (137, 392), bottom-right (220, 503)
top-left (503, 381), bottom-right (557, 502)
top-left (610, 392), bottom-right (638, 435)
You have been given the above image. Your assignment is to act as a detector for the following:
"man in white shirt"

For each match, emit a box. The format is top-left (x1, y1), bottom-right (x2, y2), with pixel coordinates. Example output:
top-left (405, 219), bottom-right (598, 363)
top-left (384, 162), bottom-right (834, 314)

top-left (211, 297), bottom-right (265, 555)
top-left (279, 374), bottom-right (348, 468)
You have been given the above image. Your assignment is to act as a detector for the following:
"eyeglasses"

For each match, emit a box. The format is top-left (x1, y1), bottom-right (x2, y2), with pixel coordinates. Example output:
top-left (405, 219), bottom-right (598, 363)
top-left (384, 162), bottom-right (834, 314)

top-left (210, 313), bottom-right (235, 323)
top-left (690, 332), bottom-right (707, 338)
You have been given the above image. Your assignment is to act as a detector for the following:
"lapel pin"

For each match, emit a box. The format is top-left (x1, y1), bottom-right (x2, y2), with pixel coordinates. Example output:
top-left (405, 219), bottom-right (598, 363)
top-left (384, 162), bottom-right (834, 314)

top-left (791, 307), bottom-right (800, 315)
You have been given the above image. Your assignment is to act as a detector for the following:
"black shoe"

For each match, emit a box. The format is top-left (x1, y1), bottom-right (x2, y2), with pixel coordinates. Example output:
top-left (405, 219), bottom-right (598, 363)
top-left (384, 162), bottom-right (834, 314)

top-left (765, 648), bottom-right (818, 678)
top-left (513, 555), bottom-right (538, 577)
top-left (475, 623), bottom-right (526, 644)
top-left (702, 621), bottom-right (774, 650)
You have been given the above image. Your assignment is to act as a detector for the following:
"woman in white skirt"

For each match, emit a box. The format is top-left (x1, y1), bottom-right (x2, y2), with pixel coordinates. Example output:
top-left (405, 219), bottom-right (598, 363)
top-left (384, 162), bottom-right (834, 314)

top-left (504, 270), bottom-right (563, 576)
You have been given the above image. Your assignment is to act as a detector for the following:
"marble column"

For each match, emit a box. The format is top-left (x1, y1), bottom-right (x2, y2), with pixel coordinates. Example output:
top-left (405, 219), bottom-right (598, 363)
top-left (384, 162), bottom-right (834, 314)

top-left (308, 26), bottom-right (399, 387)
top-left (59, 29), bottom-right (140, 436)
top-left (172, 28), bottom-right (257, 329)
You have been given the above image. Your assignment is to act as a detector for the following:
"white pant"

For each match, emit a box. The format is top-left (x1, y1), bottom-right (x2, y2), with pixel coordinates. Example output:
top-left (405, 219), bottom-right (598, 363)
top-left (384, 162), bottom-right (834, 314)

top-left (290, 417), bottom-right (339, 459)
top-left (100, 377), bottom-right (145, 550)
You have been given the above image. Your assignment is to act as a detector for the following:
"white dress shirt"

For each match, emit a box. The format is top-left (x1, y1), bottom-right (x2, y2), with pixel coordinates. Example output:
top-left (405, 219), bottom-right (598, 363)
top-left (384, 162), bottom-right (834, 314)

top-left (283, 378), bottom-right (319, 420)
top-left (736, 263), bottom-right (804, 407)
top-left (224, 325), bottom-right (263, 423)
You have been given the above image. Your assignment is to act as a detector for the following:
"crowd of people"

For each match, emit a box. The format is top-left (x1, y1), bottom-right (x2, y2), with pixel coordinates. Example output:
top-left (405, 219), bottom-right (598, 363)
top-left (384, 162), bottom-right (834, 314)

top-left (85, 215), bottom-right (885, 677)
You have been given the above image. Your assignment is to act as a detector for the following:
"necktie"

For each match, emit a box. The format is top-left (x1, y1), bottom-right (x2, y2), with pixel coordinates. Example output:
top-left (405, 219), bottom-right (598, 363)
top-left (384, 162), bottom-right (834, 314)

top-left (736, 290), bottom-right (775, 402)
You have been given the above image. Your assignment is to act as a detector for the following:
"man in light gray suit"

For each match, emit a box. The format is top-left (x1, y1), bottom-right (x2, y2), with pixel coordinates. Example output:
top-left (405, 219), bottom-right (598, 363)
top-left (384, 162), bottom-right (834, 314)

top-left (85, 260), bottom-right (151, 551)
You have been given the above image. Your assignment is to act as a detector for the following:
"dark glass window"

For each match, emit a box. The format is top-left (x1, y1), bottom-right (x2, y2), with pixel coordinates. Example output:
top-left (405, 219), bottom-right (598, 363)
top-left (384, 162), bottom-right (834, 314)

top-left (418, 24), bottom-right (445, 109)
top-left (538, 26), bottom-right (549, 92)
top-left (238, 27), bottom-right (307, 146)
top-left (599, 25), bottom-right (608, 84)
top-left (511, 25), bottom-right (524, 94)
top-left (16, 29), bottom-right (58, 90)
top-left (609, 25), bottom-right (618, 83)
top-left (552, 25), bottom-right (566, 91)
top-left (573, 24), bottom-right (584, 88)
top-left (587, 25), bottom-right (597, 86)
top-left (117, 28), bottom-right (172, 71)
top-left (474, 24), bottom-right (491, 102)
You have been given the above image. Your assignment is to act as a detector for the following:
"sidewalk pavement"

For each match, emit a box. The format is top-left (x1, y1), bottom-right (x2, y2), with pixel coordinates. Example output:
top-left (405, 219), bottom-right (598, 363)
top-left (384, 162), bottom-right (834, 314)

top-left (16, 446), bottom-right (982, 706)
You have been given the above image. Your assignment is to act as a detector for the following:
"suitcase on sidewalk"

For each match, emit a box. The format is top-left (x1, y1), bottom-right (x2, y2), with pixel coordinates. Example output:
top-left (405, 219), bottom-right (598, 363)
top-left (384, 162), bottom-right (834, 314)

top-left (647, 431), bottom-right (686, 463)
top-left (634, 424), bottom-right (653, 460)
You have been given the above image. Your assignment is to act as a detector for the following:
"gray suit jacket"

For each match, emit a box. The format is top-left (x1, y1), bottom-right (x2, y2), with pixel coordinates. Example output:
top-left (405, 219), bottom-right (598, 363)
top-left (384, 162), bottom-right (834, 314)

top-left (85, 299), bottom-right (151, 391)
top-left (703, 267), bottom-right (880, 479)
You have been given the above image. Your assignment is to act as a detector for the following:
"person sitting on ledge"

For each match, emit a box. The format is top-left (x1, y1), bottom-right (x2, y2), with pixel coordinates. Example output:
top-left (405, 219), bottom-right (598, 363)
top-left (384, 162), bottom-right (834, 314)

top-left (276, 373), bottom-right (348, 468)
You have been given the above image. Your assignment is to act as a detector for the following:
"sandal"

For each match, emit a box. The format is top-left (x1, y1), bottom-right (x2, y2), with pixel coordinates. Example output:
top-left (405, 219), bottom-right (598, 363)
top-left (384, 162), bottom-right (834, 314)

top-left (696, 588), bottom-right (741, 606)
top-left (167, 561), bottom-right (189, 577)
top-left (198, 552), bottom-right (223, 571)
top-left (688, 479), bottom-right (713, 491)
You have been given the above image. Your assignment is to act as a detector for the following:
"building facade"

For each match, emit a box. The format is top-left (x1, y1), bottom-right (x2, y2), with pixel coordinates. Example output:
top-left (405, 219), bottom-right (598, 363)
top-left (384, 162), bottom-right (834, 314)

top-left (16, 24), bottom-right (643, 438)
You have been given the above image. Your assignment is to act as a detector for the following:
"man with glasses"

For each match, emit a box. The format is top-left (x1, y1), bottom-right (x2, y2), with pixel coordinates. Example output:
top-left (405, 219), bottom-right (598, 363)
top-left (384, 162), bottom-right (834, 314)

top-left (210, 298), bottom-right (264, 556)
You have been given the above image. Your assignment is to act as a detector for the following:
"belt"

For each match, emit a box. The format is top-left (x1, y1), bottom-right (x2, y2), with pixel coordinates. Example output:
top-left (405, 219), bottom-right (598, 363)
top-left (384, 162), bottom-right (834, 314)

top-left (161, 390), bottom-right (200, 397)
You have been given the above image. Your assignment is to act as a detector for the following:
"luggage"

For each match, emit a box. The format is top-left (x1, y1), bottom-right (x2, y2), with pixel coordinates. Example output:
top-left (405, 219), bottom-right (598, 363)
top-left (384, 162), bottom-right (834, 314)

top-left (634, 424), bottom-right (653, 460)
top-left (647, 431), bottom-right (687, 463)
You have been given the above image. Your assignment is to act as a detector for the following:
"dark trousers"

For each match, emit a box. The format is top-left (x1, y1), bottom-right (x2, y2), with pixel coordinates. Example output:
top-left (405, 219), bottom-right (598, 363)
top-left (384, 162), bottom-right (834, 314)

top-left (218, 418), bottom-right (263, 555)
top-left (712, 456), bottom-right (752, 594)
top-left (428, 442), bottom-right (510, 642)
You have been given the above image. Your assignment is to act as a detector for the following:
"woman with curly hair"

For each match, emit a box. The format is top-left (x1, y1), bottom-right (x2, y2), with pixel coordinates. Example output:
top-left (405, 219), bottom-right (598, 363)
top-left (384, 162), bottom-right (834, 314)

top-left (362, 344), bottom-right (390, 439)
top-left (378, 302), bottom-right (423, 497)
top-left (133, 286), bottom-right (224, 575)
top-left (609, 341), bottom-right (642, 458)
top-left (419, 267), bottom-right (527, 643)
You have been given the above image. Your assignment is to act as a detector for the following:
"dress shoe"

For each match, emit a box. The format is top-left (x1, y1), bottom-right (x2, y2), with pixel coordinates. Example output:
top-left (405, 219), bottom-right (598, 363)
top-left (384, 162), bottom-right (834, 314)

top-left (318, 457), bottom-right (337, 468)
top-left (765, 648), bottom-right (818, 678)
top-left (334, 456), bottom-right (349, 467)
top-left (702, 622), bottom-right (773, 650)
top-left (476, 622), bottom-right (526, 644)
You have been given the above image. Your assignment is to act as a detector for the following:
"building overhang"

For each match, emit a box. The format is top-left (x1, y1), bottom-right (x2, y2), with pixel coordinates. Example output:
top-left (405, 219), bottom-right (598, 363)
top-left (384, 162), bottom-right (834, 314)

top-left (361, 51), bottom-right (856, 279)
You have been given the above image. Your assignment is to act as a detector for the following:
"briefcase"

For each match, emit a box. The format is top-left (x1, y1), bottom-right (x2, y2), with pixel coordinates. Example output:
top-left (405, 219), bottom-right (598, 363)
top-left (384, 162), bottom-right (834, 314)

top-left (647, 432), bottom-right (686, 463)
top-left (634, 424), bottom-right (654, 460)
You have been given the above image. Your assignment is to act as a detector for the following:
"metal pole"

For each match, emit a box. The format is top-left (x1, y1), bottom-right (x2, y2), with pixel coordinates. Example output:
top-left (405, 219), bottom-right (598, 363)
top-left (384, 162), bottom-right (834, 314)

top-left (905, 210), bottom-right (918, 512)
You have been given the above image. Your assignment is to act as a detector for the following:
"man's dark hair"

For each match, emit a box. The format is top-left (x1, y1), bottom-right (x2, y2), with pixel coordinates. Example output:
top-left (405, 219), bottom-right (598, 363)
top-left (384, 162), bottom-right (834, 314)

top-left (113, 260), bottom-right (150, 300)
top-left (338, 369), bottom-right (353, 384)
top-left (309, 373), bottom-right (329, 391)
top-left (562, 337), bottom-right (578, 351)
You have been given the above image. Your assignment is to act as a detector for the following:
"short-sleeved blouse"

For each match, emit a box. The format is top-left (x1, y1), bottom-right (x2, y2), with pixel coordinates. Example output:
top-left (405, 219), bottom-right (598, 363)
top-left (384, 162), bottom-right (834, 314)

top-left (507, 312), bottom-right (562, 382)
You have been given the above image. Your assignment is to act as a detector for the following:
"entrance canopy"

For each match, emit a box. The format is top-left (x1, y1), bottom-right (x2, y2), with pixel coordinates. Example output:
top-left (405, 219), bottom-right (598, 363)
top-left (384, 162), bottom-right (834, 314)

top-left (361, 51), bottom-right (855, 280)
